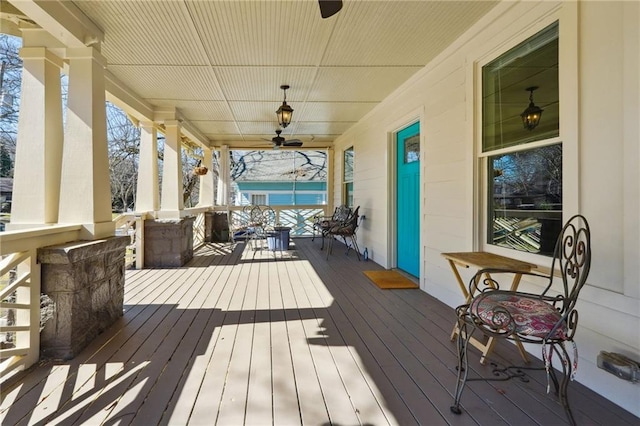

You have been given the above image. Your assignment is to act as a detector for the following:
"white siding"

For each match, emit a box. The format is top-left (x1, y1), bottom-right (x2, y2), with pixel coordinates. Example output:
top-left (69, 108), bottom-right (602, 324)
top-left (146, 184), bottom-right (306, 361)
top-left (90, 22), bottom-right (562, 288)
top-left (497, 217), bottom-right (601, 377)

top-left (333, 0), bottom-right (640, 417)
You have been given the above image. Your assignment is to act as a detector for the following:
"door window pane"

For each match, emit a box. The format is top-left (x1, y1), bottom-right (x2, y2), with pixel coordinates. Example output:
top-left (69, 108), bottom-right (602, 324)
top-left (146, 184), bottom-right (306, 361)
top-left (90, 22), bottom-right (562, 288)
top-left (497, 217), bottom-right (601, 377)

top-left (404, 135), bottom-right (420, 163)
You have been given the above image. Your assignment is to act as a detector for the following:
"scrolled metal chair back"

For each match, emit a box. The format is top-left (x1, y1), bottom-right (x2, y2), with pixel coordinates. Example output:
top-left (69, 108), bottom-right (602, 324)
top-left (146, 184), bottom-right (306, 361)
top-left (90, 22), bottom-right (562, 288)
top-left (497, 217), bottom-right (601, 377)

top-left (546, 214), bottom-right (591, 336)
top-left (342, 206), bottom-right (360, 234)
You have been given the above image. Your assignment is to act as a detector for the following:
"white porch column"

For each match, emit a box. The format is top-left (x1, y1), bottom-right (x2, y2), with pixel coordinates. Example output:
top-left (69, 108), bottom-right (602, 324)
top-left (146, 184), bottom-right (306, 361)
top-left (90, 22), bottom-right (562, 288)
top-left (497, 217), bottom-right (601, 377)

top-left (135, 121), bottom-right (159, 213)
top-left (9, 47), bottom-right (64, 229)
top-left (327, 147), bottom-right (335, 212)
top-left (197, 147), bottom-right (214, 206)
top-left (216, 145), bottom-right (230, 206)
top-left (58, 47), bottom-right (114, 239)
top-left (159, 120), bottom-right (183, 218)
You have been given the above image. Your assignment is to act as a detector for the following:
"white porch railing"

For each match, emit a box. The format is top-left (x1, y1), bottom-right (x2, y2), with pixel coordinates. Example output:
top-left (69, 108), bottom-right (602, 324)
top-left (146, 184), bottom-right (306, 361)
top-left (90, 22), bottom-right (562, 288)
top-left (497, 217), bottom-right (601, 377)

top-left (0, 225), bottom-right (82, 381)
top-left (272, 205), bottom-right (327, 236)
top-left (224, 204), bottom-right (327, 237)
top-left (113, 205), bottom-right (329, 269)
top-left (114, 213), bottom-right (137, 268)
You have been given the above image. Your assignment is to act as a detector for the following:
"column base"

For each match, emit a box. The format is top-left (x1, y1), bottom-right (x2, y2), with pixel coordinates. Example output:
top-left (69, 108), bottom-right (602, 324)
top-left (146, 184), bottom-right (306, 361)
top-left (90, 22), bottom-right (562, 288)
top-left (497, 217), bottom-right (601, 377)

top-left (38, 236), bottom-right (129, 360)
top-left (143, 217), bottom-right (195, 267)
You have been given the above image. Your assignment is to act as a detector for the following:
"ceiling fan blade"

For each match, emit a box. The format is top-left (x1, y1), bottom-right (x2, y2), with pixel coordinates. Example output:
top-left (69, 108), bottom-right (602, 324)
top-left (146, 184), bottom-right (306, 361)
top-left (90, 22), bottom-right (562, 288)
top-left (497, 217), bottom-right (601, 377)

top-left (283, 139), bottom-right (303, 147)
top-left (318, 0), bottom-right (342, 19)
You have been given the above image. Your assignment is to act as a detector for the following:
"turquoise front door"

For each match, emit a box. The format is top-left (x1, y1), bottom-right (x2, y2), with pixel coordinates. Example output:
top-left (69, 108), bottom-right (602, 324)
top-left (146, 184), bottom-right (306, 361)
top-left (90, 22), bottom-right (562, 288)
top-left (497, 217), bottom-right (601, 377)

top-left (396, 122), bottom-right (420, 277)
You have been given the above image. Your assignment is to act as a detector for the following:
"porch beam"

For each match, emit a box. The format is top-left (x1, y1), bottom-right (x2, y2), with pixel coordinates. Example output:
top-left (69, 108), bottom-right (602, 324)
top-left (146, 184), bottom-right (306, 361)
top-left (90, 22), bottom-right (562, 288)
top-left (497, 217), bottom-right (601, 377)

top-left (7, 0), bottom-right (104, 48)
top-left (154, 107), bottom-right (210, 149)
top-left (176, 111), bottom-right (210, 149)
top-left (105, 70), bottom-right (155, 123)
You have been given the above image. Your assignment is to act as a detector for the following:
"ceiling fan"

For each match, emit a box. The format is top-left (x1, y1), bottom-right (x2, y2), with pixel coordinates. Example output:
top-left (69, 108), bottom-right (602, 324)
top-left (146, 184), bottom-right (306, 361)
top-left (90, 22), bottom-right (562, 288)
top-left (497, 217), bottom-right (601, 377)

top-left (318, 0), bottom-right (342, 19)
top-left (268, 130), bottom-right (303, 149)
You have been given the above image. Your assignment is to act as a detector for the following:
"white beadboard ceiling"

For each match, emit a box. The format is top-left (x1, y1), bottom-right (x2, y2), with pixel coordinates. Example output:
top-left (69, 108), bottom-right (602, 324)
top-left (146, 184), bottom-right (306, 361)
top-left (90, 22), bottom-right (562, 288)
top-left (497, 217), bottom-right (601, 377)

top-left (50, 1), bottom-right (501, 148)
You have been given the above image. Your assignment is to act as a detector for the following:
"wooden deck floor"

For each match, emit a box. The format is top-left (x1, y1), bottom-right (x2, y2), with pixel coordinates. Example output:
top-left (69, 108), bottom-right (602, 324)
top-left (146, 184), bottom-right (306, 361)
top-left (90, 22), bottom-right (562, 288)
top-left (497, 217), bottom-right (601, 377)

top-left (2, 238), bottom-right (638, 426)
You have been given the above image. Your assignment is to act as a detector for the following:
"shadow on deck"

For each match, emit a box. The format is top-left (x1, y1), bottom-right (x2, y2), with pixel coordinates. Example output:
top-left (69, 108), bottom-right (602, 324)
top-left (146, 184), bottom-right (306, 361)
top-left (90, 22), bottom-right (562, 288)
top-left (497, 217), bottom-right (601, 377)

top-left (1, 238), bottom-right (637, 425)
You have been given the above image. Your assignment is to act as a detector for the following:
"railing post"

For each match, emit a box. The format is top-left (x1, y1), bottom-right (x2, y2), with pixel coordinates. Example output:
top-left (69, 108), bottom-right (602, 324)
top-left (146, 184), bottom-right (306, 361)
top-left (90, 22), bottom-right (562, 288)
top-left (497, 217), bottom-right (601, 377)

top-left (135, 213), bottom-right (145, 269)
top-left (15, 249), bottom-right (39, 369)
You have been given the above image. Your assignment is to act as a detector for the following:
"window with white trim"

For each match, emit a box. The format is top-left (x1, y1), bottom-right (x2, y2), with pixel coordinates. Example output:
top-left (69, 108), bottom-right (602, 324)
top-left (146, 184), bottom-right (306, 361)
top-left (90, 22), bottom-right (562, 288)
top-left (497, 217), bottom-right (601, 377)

top-left (343, 147), bottom-right (354, 207)
top-left (481, 22), bottom-right (561, 256)
top-left (250, 193), bottom-right (267, 205)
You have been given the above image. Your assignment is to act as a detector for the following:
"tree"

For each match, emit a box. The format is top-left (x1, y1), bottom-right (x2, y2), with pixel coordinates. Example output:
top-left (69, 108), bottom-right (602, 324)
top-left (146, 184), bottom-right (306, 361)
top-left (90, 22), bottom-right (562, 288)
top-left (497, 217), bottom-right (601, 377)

top-left (0, 33), bottom-right (209, 213)
top-left (0, 143), bottom-right (11, 177)
top-left (181, 145), bottom-right (202, 207)
top-left (107, 102), bottom-right (140, 212)
top-left (0, 34), bottom-right (22, 176)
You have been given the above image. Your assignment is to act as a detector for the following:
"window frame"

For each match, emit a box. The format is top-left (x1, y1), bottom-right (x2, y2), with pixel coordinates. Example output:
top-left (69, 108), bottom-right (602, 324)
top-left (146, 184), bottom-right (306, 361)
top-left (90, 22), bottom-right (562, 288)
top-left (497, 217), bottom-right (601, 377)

top-left (473, 7), bottom-right (579, 266)
top-left (249, 193), bottom-right (267, 206)
top-left (343, 146), bottom-right (354, 207)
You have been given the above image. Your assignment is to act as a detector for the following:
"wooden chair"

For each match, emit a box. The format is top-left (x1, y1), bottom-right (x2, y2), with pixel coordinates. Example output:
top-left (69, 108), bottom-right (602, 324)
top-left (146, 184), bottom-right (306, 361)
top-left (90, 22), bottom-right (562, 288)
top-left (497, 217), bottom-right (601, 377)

top-left (450, 214), bottom-right (591, 425)
top-left (325, 206), bottom-right (361, 260)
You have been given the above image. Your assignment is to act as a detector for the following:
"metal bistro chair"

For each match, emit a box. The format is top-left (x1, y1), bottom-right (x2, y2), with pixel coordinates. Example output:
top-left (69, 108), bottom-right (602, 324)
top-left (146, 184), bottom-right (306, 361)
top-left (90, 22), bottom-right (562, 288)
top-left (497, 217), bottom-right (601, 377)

top-left (450, 215), bottom-right (591, 426)
top-left (230, 205), bottom-right (254, 243)
top-left (325, 206), bottom-right (361, 261)
top-left (248, 205), bottom-right (276, 249)
top-left (312, 204), bottom-right (352, 250)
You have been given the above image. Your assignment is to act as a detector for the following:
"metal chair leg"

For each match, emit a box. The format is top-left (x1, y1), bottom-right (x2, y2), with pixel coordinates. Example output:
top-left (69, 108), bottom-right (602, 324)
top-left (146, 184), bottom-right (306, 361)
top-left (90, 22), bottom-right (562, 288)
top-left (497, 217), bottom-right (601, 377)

top-left (553, 342), bottom-right (577, 426)
top-left (326, 234), bottom-right (333, 259)
top-left (347, 235), bottom-right (361, 260)
top-left (451, 314), bottom-right (472, 415)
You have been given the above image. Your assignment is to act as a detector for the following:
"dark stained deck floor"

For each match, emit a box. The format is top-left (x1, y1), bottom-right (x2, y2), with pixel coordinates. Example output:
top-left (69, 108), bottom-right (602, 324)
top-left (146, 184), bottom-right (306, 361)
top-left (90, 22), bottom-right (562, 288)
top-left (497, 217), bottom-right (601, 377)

top-left (1, 237), bottom-right (638, 425)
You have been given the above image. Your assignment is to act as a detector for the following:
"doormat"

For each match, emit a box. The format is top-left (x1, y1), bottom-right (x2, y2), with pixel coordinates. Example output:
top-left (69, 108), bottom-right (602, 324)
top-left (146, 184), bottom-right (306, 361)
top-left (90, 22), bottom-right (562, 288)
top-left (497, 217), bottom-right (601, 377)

top-left (363, 270), bottom-right (419, 290)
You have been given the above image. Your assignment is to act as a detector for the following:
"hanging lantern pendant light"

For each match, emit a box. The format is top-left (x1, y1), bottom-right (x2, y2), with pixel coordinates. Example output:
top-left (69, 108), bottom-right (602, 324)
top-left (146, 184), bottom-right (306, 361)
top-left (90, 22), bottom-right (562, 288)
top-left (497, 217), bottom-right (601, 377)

top-left (276, 85), bottom-right (294, 128)
top-left (521, 86), bottom-right (543, 130)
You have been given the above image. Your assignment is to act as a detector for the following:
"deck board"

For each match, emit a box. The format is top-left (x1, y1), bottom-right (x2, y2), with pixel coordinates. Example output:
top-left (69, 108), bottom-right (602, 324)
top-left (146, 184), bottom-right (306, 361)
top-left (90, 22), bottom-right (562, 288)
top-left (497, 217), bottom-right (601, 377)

top-left (1, 237), bottom-right (638, 426)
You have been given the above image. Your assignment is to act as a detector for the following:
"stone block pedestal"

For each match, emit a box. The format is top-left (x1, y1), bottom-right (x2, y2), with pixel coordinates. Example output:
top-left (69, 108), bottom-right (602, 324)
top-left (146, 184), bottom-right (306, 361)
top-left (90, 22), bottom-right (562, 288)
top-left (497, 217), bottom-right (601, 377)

top-left (205, 211), bottom-right (229, 242)
top-left (38, 236), bottom-right (130, 360)
top-left (143, 217), bottom-right (195, 267)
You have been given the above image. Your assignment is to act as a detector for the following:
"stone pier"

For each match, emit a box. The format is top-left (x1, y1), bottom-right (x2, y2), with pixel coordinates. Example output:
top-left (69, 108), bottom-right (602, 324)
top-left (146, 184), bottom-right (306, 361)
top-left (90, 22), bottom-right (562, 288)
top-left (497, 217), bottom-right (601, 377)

top-left (143, 217), bottom-right (195, 267)
top-left (38, 236), bottom-right (129, 360)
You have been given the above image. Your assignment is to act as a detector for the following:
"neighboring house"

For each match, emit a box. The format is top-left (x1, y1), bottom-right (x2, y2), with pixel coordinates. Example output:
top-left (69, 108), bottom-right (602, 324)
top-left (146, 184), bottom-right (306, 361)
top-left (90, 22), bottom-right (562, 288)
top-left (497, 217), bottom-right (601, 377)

top-left (231, 150), bottom-right (327, 206)
top-left (0, 177), bottom-right (10, 231)
top-left (235, 181), bottom-right (327, 206)
top-left (0, 177), bottom-right (12, 212)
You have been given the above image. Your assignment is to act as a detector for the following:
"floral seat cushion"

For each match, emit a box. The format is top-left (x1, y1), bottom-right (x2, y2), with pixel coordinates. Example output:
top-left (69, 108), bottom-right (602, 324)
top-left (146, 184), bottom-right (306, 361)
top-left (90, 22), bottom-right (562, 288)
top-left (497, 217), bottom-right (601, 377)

top-left (470, 291), bottom-right (567, 340)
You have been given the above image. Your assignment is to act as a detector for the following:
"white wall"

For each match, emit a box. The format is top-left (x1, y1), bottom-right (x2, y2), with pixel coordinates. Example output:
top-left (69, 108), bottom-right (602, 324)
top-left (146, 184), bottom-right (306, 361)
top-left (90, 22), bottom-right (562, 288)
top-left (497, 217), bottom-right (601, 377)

top-left (333, 0), bottom-right (640, 417)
